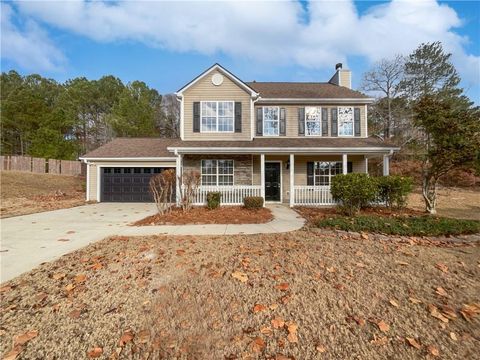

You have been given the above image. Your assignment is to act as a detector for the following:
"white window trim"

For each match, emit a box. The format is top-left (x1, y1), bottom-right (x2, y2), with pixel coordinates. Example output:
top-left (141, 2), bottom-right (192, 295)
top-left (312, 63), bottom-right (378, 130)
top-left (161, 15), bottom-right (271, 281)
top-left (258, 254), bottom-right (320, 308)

top-left (337, 106), bottom-right (354, 137)
top-left (200, 159), bottom-right (235, 186)
top-left (313, 161), bottom-right (342, 186)
top-left (200, 101), bottom-right (235, 133)
top-left (262, 106), bottom-right (280, 137)
top-left (305, 106), bottom-right (322, 137)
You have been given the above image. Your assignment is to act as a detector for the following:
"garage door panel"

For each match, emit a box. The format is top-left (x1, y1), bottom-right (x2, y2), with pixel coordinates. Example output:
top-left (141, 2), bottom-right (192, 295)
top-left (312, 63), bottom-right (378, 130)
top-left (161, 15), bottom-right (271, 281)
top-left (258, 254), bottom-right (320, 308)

top-left (101, 167), bottom-right (173, 202)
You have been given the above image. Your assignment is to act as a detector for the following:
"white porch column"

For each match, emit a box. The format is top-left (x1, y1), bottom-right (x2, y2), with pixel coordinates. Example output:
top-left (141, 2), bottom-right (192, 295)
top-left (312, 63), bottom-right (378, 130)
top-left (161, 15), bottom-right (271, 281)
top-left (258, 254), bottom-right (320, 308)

top-left (289, 153), bottom-right (295, 207)
top-left (383, 154), bottom-right (390, 176)
top-left (260, 154), bottom-right (265, 205)
top-left (365, 157), bottom-right (369, 174)
top-left (342, 153), bottom-right (348, 174)
top-left (175, 153), bottom-right (183, 205)
top-left (85, 163), bottom-right (90, 201)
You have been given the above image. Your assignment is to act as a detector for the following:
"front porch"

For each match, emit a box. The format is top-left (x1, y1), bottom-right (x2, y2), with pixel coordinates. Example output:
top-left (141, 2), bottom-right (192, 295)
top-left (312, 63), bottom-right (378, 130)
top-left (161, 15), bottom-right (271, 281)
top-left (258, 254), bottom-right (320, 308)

top-left (176, 152), bottom-right (392, 207)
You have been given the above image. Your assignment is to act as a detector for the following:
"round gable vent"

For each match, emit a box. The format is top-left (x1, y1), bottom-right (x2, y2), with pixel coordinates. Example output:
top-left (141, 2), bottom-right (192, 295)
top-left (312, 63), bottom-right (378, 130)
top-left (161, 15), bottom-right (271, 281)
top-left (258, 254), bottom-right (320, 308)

top-left (211, 73), bottom-right (224, 86)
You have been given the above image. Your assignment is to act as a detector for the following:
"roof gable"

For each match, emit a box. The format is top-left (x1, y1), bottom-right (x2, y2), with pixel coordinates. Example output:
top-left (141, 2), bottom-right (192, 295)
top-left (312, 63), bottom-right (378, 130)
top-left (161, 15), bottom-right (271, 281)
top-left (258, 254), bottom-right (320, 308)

top-left (176, 63), bottom-right (258, 96)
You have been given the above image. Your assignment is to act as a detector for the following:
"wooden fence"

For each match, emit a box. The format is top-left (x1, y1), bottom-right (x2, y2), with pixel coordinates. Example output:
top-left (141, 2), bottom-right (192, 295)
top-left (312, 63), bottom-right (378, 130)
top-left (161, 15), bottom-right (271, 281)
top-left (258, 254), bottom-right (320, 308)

top-left (0, 156), bottom-right (85, 176)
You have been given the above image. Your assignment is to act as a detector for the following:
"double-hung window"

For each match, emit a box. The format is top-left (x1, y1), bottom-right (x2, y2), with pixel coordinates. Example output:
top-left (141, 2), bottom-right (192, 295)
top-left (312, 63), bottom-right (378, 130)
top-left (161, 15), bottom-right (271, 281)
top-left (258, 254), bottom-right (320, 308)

top-left (201, 101), bottom-right (234, 132)
top-left (314, 161), bottom-right (342, 186)
top-left (305, 107), bottom-right (321, 136)
top-left (263, 107), bottom-right (279, 136)
top-left (201, 160), bottom-right (234, 186)
top-left (338, 107), bottom-right (354, 136)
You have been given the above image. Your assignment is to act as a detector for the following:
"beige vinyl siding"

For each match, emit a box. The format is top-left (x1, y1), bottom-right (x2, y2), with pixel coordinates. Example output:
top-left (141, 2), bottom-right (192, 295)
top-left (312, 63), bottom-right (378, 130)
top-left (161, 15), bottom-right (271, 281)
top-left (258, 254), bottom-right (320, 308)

top-left (182, 69), bottom-right (252, 140)
top-left (254, 104), bottom-right (367, 138)
top-left (87, 161), bottom-right (176, 202)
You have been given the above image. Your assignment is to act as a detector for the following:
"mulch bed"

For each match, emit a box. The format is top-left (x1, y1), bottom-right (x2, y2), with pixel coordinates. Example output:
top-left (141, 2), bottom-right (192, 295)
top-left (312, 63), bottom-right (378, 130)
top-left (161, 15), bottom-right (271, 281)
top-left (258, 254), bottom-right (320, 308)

top-left (1, 231), bottom-right (479, 359)
top-left (295, 206), bottom-right (424, 225)
top-left (132, 206), bottom-right (273, 225)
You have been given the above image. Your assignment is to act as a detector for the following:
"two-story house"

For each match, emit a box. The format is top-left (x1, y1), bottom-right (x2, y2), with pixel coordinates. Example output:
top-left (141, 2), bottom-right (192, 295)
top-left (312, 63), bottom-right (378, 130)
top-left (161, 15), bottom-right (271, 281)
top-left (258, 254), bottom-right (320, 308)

top-left (80, 63), bottom-right (398, 206)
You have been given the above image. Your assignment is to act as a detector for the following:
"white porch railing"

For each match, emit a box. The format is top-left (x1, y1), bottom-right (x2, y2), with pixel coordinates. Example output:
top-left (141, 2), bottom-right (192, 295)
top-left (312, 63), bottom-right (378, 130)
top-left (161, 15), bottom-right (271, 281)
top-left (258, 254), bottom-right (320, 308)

top-left (293, 185), bottom-right (336, 206)
top-left (188, 185), bottom-right (262, 205)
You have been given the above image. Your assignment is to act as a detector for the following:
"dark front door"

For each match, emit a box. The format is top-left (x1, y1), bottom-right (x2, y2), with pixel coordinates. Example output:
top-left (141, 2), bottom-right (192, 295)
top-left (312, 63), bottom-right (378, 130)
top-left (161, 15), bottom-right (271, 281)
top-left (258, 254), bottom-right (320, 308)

top-left (265, 162), bottom-right (281, 202)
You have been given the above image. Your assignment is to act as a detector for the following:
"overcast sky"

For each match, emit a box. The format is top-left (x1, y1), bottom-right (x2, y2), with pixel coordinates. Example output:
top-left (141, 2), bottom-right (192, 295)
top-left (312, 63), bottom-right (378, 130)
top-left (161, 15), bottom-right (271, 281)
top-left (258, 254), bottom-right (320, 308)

top-left (1, 0), bottom-right (479, 101)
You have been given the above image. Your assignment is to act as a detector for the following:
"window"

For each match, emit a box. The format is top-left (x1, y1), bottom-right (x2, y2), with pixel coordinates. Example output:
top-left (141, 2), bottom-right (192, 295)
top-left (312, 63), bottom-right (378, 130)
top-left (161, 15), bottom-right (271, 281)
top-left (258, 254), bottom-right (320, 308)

top-left (338, 107), bottom-right (354, 136)
top-left (263, 107), bottom-right (279, 136)
top-left (201, 101), bottom-right (234, 132)
top-left (314, 162), bottom-right (342, 185)
top-left (305, 107), bottom-right (321, 136)
top-left (201, 160), bottom-right (234, 186)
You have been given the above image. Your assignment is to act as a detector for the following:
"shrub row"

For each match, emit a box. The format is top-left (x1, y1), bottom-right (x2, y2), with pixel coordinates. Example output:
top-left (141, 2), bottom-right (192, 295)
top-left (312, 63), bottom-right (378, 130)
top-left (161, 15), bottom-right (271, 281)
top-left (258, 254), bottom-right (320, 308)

top-left (316, 215), bottom-right (480, 237)
top-left (205, 193), bottom-right (264, 210)
top-left (331, 174), bottom-right (413, 216)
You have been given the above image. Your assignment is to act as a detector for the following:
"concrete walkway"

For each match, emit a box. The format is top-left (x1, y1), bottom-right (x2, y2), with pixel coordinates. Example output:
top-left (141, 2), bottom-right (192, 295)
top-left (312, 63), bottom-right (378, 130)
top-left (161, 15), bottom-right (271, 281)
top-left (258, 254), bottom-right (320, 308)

top-left (0, 203), bottom-right (304, 283)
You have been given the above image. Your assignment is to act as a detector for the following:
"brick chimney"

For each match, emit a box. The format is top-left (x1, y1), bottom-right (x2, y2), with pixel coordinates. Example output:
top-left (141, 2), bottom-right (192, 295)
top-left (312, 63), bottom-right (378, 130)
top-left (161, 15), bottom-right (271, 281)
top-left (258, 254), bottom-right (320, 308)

top-left (328, 63), bottom-right (351, 89)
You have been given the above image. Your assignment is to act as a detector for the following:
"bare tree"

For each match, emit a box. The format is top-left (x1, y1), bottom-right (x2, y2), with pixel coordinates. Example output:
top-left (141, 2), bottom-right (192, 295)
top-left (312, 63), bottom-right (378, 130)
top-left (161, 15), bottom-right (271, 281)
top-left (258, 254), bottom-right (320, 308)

top-left (159, 93), bottom-right (180, 138)
top-left (178, 170), bottom-right (201, 212)
top-left (361, 55), bottom-right (405, 139)
top-left (150, 169), bottom-right (176, 215)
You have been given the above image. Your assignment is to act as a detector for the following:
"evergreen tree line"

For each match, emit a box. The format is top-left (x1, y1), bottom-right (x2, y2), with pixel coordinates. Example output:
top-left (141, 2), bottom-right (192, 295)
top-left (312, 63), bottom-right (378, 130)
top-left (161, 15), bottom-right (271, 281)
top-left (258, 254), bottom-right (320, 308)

top-left (0, 71), bottom-right (180, 160)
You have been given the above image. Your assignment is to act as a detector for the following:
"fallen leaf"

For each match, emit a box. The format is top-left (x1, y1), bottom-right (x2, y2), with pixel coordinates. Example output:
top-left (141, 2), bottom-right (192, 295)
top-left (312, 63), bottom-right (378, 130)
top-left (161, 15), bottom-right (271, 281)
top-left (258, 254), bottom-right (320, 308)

top-left (251, 337), bottom-right (265, 353)
top-left (326, 266), bottom-right (335, 273)
top-left (52, 273), bottom-right (66, 280)
top-left (90, 263), bottom-right (103, 270)
top-left (370, 336), bottom-right (389, 346)
top-left (316, 345), bottom-right (326, 353)
top-left (3, 346), bottom-right (21, 360)
top-left (0, 285), bottom-right (12, 293)
top-left (64, 283), bottom-right (76, 293)
top-left (69, 310), bottom-right (81, 319)
top-left (57, 238), bottom-right (70, 242)
top-left (14, 330), bottom-right (38, 346)
top-left (353, 316), bottom-right (366, 326)
top-left (450, 332), bottom-right (457, 341)
top-left (287, 332), bottom-right (298, 343)
top-left (271, 317), bottom-right (285, 329)
top-left (435, 287), bottom-right (448, 297)
top-left (409, 297), bottom-right (422, 304)
top-left (231, 271), bottom-right (248, 283)
top-left (406, 337), bottom-right (421, 349)
top-left (427, 345), bottom-right (439, 357)
top-left (389, 299), bottom-right (399, 308)
top-left (66, 230), bottom-right (76, 234)
top-left (87, 347), bottom-right (103, 358)
top-left (440, 305), bottom-right (457, 320)
top-left (138, 329), bottom-right (150, 344)
top-left (460, 303), bottom-right (480, 322)
top-left (361, 232), bottom-right (369, 240)
top-left (269, 304), bottom-right (279, 310)
top-left (35, 292), bottom-right (48, 302)
top-left (260, 326), bottom-right (272, 336)
top-left (275, 283), bottom-right (289, 291)
top-left (428, 304), bottom-right (449, 323)
top-left (395, 261), bottom-right (409, 266)
top-left (74, 274), bottom-right (87, 283)
top-left (119, 329), bottom-right (134, 347)
top-left (286, 321), bottom-right (298, 334)
top-left (376, 321), bottom-right (390, 332)
top-left (435, 263), bottom-right (448, 273)
top-left (253, 304), bottom-right (267, 313)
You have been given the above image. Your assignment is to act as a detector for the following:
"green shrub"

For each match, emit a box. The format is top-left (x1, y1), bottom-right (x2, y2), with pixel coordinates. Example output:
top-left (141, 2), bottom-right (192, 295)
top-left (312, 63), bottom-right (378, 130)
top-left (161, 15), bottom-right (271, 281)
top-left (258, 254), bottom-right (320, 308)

top-left (376, 175), bottom-right (413, 208)
top-left (206, 192), bottom-right (221, 209)
top-left (316, 215), bottom-right (480, 237)
top-left (330, 174), bottom-right (377, 216)
top-left (244, 196), bottom-right (264, 209)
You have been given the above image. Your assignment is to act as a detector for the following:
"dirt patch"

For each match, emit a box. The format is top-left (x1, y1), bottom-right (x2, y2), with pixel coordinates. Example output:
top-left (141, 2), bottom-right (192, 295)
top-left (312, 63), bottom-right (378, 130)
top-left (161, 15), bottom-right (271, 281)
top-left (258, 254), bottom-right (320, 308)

top-left (0, 171), bottom-right (85, 218)
top-left (1, 231), bottom-right (479, 359)
top-left (132, 206), bottom-right (273, 225)
top-left (408, 187), bottom-right (480, 220)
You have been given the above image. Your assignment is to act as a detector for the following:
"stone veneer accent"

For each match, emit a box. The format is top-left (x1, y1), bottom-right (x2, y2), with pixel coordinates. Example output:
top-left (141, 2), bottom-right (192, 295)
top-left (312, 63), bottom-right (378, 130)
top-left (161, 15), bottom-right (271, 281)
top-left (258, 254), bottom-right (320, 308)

top-left (182, 154), bottom-right (252, 185)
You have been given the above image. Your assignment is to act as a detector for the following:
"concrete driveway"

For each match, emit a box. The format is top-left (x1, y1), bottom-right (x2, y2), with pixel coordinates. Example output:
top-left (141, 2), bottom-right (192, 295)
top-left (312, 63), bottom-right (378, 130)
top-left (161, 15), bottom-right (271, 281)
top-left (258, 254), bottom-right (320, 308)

top-left (1, 203), bottom-right (304, 283)
top-left (0, 203), bottom-right (157, 283)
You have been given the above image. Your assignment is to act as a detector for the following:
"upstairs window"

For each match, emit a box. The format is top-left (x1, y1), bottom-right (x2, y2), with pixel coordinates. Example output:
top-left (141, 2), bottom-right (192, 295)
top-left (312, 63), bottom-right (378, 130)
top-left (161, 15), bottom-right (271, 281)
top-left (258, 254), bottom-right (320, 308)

top-left (201, 101), bottom-right (234, 132)
top-left (338, 107), bottom-right (354, 136)
top-left (201, 160), bottom-right (234, 186)
top-left (305, 107), bottom-right (321, 136)
top-left (263, 107), bottom-right (279, 136)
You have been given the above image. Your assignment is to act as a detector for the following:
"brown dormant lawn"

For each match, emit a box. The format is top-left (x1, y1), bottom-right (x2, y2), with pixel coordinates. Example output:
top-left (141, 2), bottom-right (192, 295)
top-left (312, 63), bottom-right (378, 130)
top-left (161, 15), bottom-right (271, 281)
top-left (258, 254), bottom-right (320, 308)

top-left (0, 171), bottom-right (85, 218)
top-left (1, 230), bottom-right (479, 359)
